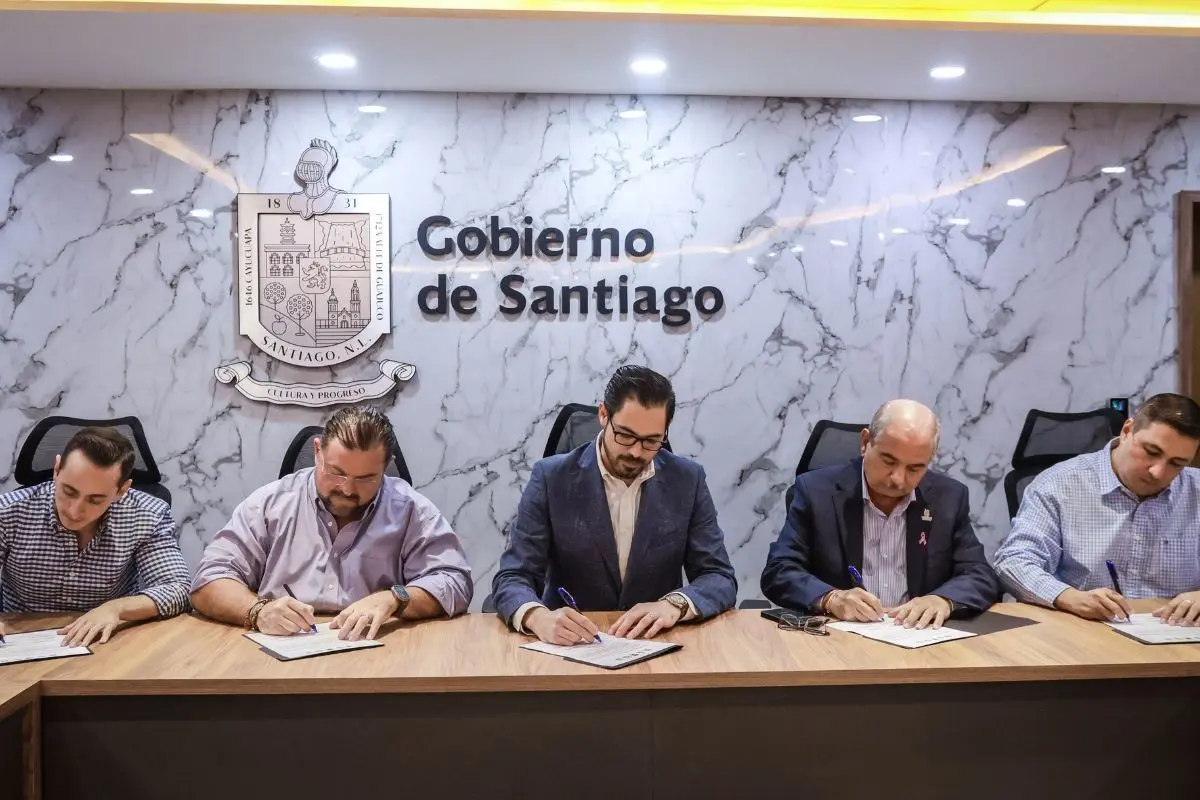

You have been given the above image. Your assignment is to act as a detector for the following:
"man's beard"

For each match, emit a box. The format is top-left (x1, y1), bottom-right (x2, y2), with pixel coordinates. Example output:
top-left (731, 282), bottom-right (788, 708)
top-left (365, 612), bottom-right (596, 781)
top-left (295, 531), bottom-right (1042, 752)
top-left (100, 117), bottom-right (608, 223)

top-left (601, 439), bottom-right (649, 479)
top-left (319, 488), bottom-right (370, 517)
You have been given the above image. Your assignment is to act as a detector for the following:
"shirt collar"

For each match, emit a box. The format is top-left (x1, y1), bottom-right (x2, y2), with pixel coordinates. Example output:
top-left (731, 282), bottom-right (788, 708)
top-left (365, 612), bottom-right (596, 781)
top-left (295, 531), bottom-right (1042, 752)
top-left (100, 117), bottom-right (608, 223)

top-left (861, 464), bottom-right (915, 516)
top-left (595, 434), bottom-right (656, 488)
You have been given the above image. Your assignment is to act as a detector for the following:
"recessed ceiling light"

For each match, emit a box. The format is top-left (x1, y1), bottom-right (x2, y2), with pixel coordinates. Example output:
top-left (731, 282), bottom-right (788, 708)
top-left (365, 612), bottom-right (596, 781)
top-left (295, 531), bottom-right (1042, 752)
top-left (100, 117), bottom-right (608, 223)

top-left (877, 232), bottom-right (886, 242)
top-left (791, 245), bottom-right (804, 254)
top-left (1007, 198), bottom-right (1027, 208)
top-left (630, 57), bottom-right (667, 76)
top-left (767, 251), bottom-right (779, 259)
top-left (317, 53), bottom-right (357, 70)
top-left (949, 217), bottom-right (970, 226)
top-left (48, 154), bottom-right (73, 163)
top-left (891, 227), bottom-right (909, 235)
top-left (920, 151), bottom-right (934, 157)
top-left (745, 256), bottom-right (756, 265)
top-left (618, 109), bottom-right (646, 119)
top-left (130, 188), bottom-right (154, 196)
top-left (930, 65), bottom-right (966, 80)
top-left (358, 104), bottom-right (386, 114)
top-left (853, 114), bottom-right (883, 123)
top-left (830, 239), bottom-right (849, 247)
top-left (1101, 165), bottom-right (1127, 174)
top-left (189, 208), bottom-right (213, 219)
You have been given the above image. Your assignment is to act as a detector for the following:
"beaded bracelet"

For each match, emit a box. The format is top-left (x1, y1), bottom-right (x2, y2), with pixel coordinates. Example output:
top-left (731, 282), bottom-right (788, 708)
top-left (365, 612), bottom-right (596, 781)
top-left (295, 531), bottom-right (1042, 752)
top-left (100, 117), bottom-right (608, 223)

top-left (246, 598), bottom-right (269, 631)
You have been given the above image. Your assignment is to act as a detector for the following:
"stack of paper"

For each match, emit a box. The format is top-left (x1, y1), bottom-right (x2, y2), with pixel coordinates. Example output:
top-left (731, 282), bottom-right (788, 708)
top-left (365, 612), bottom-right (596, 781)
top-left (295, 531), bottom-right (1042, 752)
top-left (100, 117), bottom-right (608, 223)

top-left (521, 633), bottom-right (680, 669)
top-left (1105, 613), bottom-right (1200, 645)
top-left (828, 619), bottom-right (976, 649)
top-left (244, 622), bottom-right (384, 661)
top-left (0, 629), bottom-right (92, 666)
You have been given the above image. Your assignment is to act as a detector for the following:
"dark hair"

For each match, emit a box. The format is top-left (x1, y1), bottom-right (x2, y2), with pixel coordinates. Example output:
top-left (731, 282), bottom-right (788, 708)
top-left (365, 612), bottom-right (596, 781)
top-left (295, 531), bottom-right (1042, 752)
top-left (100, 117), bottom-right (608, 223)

top-left (321, 406), bottom-right (395, 454)
top-left (603, 365), bottom-right (676, 426)
top-left (1132, 393), bottom-right (1200, 441)
top-left (62, 427), bottom-right (136, 485)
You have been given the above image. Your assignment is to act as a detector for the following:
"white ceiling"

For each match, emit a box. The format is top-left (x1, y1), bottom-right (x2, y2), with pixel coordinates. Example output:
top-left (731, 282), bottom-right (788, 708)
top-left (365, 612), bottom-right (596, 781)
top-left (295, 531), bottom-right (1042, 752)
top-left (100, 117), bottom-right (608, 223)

top-left (2, 9), bottom-right (1200, 103)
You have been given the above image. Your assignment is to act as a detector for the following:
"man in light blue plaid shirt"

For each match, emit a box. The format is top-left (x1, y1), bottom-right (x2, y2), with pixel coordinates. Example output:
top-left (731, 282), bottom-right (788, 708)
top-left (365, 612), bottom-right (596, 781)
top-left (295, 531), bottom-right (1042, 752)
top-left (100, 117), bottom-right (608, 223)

top-left (994, 393), bottom-right (1200, 625)
top-left (0, 427), bottom-right (190, 646)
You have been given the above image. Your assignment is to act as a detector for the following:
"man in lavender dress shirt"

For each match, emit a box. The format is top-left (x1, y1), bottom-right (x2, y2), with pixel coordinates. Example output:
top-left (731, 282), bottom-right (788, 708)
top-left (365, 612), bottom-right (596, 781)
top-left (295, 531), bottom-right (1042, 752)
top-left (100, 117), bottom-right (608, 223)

top-left (190, 406), bottom-right (472, 640)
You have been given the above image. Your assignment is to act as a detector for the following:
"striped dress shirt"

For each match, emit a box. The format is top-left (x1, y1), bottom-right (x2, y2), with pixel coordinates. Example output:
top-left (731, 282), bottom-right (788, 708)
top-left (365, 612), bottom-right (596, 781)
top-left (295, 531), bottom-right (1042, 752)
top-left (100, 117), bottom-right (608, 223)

top-left (994, 442), bottom-right (1200, 605)
top-left (862, 472), bottom-right (914, 608)
top-left (0, 481), bottom-right (191, 616)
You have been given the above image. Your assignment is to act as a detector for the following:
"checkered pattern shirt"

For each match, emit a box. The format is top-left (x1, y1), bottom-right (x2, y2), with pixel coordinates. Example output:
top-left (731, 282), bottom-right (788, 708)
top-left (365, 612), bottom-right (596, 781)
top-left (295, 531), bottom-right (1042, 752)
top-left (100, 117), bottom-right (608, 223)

top-left (0, 481), bottom-right (190, 616)
top-left (994, 443), bottom-right (1200, 605)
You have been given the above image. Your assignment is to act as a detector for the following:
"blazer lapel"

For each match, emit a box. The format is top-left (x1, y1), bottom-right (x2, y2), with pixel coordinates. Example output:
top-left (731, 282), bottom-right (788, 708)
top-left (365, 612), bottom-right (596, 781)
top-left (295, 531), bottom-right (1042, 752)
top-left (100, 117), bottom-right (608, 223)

top-left (905, 488), bottom-right (931, 597)
top-left (834, 462), bottom-right (865, 576)
top-left (620, 463), bottom-right (665, 606)
top-left (572, 445), bottom-right (622, 595)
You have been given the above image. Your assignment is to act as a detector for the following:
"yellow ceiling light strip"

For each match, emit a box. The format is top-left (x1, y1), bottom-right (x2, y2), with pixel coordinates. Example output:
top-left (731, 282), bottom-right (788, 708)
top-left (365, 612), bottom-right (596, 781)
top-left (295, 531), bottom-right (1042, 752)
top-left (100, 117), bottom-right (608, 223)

top-left (4, 0), bottom-right (1200, 31)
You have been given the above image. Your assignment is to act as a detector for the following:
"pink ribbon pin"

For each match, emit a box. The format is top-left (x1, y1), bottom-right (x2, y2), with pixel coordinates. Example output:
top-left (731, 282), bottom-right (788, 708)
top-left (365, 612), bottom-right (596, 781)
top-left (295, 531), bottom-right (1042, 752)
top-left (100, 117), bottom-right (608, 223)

top-left (918, 532), bottom-right (927, 547)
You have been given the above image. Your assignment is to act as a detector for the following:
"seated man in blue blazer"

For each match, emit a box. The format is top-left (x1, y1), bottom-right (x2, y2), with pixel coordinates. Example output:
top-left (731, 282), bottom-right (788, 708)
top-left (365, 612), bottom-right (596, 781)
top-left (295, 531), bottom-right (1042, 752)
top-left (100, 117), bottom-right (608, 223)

top-left (492, 366), bottom-right (737, 645)
top-left (762, 400), bottom-right (1000, 629)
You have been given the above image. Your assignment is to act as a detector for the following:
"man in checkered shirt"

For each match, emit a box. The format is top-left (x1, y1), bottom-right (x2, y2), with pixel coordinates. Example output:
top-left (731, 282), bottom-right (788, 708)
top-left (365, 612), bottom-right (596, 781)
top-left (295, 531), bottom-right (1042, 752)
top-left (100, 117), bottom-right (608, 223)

top-left (994, 393), bottom-right (1200, 626)
top-left (0, 427), bottom-right (190, 646)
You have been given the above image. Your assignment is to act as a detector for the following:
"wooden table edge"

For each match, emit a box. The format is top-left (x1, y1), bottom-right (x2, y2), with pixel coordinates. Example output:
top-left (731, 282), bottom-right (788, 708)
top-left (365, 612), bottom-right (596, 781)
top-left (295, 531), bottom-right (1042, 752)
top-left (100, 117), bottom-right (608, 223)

top-left (33, 660), bottom-right (1200, 696)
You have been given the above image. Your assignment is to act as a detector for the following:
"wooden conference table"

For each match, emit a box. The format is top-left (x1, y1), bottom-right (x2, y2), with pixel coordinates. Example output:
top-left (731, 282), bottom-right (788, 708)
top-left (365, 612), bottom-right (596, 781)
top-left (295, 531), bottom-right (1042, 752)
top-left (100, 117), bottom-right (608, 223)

top-left (1, 601), bottom-right (1199, 800)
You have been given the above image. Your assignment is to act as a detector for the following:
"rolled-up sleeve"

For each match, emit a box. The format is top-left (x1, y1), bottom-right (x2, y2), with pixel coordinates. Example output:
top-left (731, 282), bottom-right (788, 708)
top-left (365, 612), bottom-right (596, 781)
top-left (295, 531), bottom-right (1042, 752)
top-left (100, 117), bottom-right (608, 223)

top-left (401, 496), bottom-right (473, 618)
top-left (190, 496), bottom-right (270, 594)
top-left (134, 507), bottom-right (192, 618)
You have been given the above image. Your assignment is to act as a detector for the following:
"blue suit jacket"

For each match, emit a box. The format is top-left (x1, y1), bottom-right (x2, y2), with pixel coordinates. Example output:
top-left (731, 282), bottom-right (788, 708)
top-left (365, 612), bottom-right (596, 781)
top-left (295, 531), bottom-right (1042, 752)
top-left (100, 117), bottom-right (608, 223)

top-left (492, 442), bottom-right (737, 627)
top-left (761, 458), bottom-right (1000, 613)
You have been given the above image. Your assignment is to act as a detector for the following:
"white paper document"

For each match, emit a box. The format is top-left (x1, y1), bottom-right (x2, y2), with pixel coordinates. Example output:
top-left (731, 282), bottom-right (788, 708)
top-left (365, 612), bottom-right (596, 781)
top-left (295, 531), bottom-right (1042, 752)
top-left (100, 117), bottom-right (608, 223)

top-left (1105, 613), bottom-right (1200, 645)
top-left (0, 629), bottom-right (92, 666)
top-left (244, 622), bottom-right (384, 661)
top-left (828, 619), bottom-right (977, 649)
top-left (521, 633), bottom-right (680, 669)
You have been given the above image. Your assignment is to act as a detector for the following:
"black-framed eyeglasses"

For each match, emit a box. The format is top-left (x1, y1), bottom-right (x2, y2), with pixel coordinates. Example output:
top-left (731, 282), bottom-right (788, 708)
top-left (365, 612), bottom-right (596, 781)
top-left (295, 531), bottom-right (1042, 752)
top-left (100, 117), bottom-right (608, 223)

top-left (604, 419), bottom-right (667, 452)
top-left (777, 613), bottom-right (829, 636)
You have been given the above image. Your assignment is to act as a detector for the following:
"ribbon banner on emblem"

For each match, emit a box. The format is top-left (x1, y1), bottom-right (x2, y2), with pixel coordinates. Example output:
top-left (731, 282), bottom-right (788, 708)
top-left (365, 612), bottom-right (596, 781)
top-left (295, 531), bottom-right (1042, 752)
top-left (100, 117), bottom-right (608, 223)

top-left (214, 360), bottom-right (416, 408)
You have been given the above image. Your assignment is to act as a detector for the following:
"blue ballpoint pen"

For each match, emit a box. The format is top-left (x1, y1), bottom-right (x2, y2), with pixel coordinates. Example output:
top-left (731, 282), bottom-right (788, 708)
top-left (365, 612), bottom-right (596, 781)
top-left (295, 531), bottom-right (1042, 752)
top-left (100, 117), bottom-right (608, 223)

top-left (1105, 560), bottom-right (1130, 621)
top-left (556, 587), bottom-right (602, 644)
top-left (283, 583), bottom-right (318, 634)
top-left (847, 565), bottom-right (865, 588)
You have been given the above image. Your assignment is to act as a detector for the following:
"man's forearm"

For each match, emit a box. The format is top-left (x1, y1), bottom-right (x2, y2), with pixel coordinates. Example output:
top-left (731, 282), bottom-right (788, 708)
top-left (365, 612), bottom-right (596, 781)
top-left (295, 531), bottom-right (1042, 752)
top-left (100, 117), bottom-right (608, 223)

top-left (107, 594), bottom-right (161, 623)
top-left (190, 578), bottom-right (260, 626)
top-left (401, 586), bottom-right (445, 620)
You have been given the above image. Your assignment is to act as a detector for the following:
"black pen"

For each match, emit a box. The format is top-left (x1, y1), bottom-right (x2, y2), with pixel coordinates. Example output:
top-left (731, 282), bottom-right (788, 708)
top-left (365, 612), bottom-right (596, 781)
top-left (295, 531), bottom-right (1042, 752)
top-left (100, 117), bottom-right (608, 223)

top-left (1105, 561), bottom-right (1130, 622)
top-left (282, 583), bottom-right (318, 634)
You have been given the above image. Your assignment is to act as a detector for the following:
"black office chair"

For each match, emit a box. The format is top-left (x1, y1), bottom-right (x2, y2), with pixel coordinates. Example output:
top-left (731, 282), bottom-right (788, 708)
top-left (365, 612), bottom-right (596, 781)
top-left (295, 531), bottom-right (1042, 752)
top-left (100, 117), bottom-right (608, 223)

top-left (279, 425), bottom-right (413, 484)
top-left (1004, 464), bottom-right (1045, 519)
top-left (784, 420), bottom-right (868, 509)
top-left (543, 402), bottom-right (672, 458)
top-left (1002, 407), bottom-right (1125, 518)
top-left (14, 415), bottom-right (172, 505)
top-left (1010, 408), bottom-right (1125, 468)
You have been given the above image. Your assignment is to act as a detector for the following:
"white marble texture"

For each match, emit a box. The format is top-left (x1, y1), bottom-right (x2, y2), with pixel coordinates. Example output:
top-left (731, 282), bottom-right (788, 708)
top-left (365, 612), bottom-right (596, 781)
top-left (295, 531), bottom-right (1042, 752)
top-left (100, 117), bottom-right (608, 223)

top-left (0, 90), bottom-right (1191, 605)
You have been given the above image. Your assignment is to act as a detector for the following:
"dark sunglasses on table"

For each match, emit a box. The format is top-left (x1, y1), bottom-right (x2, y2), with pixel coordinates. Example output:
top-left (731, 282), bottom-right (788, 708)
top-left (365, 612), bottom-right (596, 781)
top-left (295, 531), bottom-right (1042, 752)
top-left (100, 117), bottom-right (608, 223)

top-left (605, 419), bottom-right (667, 452)
top-left (777, 613), bottom-right (829, 636)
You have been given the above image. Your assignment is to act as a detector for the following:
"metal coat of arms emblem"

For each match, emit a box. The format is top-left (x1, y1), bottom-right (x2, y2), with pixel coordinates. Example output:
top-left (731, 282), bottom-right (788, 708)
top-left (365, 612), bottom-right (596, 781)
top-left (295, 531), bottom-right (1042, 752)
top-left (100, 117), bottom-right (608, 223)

top-left (214, 138), bottom-right (415, 407)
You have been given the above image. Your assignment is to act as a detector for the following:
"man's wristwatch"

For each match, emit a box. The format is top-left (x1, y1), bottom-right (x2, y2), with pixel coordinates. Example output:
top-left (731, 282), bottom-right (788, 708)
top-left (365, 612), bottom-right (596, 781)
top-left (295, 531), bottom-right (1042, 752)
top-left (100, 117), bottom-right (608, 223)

top-left (390, 584), bottom-right (411, 617)
top-left (663, 592), bottom-right (690, 622)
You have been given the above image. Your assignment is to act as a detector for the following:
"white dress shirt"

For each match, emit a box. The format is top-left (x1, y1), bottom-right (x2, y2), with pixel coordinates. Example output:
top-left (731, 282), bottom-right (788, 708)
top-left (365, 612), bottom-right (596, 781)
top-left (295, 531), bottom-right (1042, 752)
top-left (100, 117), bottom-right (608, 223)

top-left (514, 438), bottom-right (696, 632)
